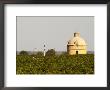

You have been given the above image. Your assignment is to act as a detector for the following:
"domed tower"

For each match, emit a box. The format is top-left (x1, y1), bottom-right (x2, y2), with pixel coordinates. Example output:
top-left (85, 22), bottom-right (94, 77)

top-left (67, 32), bottom-right (87, 55)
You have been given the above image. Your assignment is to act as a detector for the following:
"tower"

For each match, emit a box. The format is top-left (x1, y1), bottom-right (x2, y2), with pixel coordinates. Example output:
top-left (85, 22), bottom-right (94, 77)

top-left (67, 32), bottom-right (87, 55)
top-left (44, 44), bottom-right (46, 56)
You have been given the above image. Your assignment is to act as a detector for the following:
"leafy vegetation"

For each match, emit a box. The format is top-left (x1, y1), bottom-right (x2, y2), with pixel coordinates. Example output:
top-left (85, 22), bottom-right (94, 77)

top-left (35, 51), bottom-right (44, 57)
top-left (16, 54), bottom-right (94, 74)
top-left (46, 49), bottom-right (56, 56)
top-left (19, 50), bottom-right (28, 55)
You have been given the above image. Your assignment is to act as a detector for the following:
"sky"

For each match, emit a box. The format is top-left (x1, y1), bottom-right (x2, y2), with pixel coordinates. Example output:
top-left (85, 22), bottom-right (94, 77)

top-left (17, 16), bottom-right (94, 51)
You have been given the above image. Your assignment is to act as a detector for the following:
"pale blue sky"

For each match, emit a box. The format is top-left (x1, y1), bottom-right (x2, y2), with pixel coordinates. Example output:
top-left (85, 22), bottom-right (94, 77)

top-left (17, 16), bottom-right (94, 51)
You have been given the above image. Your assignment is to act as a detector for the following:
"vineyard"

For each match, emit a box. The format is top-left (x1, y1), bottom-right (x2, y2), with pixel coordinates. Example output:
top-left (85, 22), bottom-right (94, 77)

top-left (16, 54), bottom-right (94, 74)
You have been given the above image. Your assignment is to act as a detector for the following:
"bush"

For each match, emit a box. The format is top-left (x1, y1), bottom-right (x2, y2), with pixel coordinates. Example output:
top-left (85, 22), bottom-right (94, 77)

top-left (36, 51), bottom-right (44, 57)
top-left (46, 49), bottom-right (55, 57)
top-left (19, 50), bottom-right (28, 55)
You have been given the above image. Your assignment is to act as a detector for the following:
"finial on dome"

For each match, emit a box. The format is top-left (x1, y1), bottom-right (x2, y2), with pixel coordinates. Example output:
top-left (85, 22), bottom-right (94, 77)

top-left (74, 32), bottom-right (80, 37)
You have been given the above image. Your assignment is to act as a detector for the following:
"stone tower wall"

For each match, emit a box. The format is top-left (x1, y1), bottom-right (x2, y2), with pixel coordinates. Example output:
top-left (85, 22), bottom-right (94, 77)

top-left (67, 45), bottom-right (87, 55)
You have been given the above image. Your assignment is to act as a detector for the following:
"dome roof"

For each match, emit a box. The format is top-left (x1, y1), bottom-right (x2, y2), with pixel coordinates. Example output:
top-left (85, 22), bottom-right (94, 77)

top-left (68, 33), bottom-right (87, 46)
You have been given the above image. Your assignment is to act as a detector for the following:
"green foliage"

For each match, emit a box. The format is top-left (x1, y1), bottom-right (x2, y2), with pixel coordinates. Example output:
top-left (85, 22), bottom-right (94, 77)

top-left (19, 50), bottom-right (28, 55)
top-left (46, 49), bottom-right (55, 56)
top-left (16, 54), bottom-right (94, 74)
top-left (36, 51), bottom-right (44, 57)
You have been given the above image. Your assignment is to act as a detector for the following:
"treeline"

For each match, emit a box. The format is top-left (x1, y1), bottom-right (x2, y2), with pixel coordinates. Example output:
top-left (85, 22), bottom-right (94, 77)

top-left (17, 49), bottom-right (61, 56)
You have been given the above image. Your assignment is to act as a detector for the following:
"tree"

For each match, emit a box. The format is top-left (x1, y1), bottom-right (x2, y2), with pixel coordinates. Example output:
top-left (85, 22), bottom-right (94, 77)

top-left (46, 49), bottom-right (55, 56)
top-left (19, 50), bottom-right (28, 55)
top-left (36, 51), bottom-right (43, 57)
